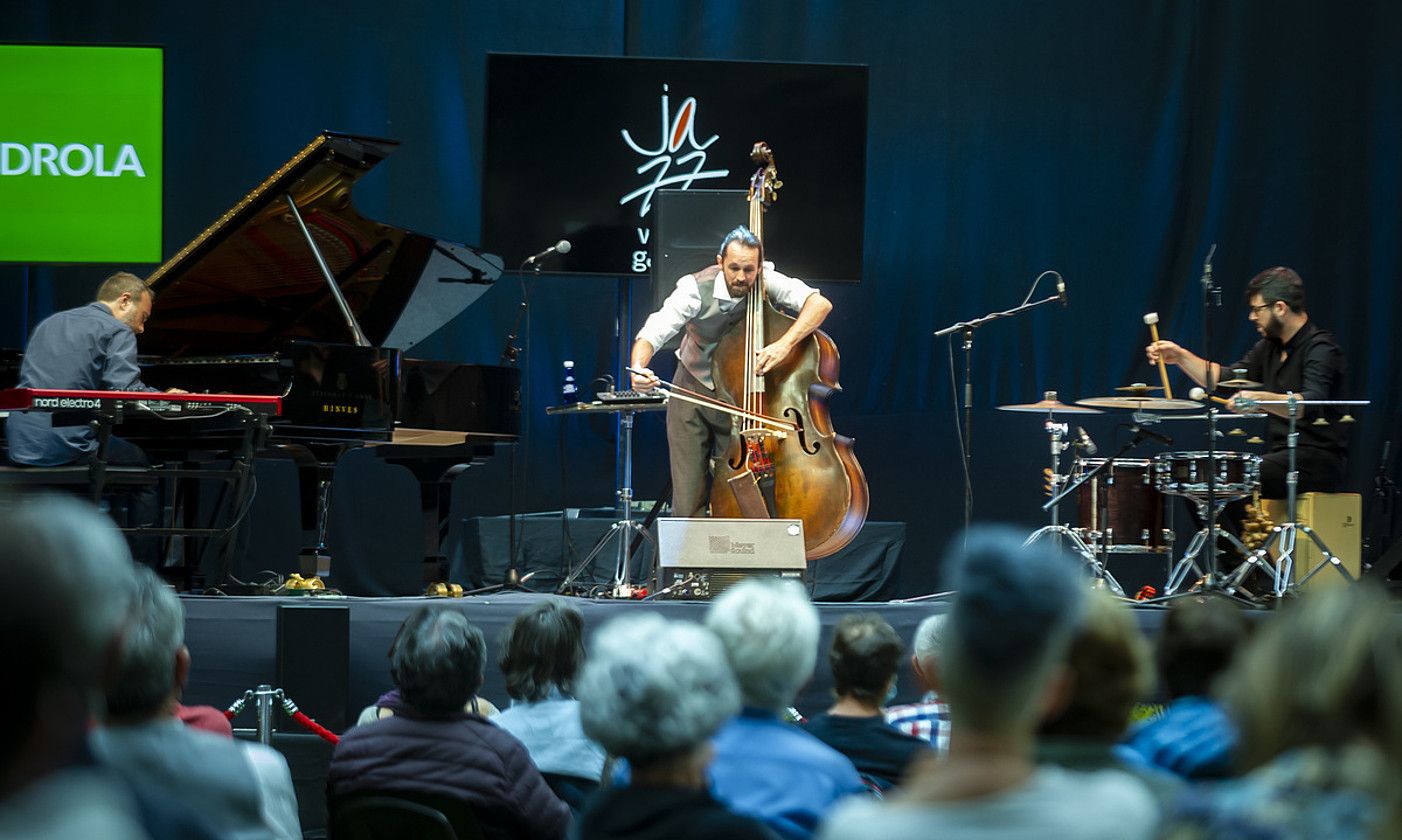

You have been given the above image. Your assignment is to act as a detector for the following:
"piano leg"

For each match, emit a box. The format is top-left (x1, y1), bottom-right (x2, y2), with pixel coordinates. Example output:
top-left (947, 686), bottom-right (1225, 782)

top-left (381, 457), bottom-right (473, 585)
top-left (268, 443), bottom-right (338, 579)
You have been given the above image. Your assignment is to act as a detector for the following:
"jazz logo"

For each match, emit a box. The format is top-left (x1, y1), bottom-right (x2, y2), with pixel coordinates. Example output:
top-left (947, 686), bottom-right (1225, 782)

top-left (619, 84), bottom-right (730, 220)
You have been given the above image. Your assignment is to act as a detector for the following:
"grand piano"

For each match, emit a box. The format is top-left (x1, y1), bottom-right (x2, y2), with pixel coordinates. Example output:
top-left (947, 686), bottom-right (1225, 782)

top-left (133, 131), bottom-right (520, 587)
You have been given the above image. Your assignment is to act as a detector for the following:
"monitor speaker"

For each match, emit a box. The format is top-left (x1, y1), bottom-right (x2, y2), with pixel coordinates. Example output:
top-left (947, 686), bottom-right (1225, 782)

top-left (655, 517), bottom-right (806, 600)
top-left (276, 605), bottom-right (349, 731)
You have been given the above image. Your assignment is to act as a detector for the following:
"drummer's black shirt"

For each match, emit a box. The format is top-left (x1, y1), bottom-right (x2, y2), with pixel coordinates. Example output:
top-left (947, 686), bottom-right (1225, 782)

top-left (1227, 319), bottom-right (1349, 457)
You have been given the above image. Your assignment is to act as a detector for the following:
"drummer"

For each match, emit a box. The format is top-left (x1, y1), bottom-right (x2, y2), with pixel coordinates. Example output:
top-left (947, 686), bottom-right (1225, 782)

top-left (1147, 266), bottom-right (1349, 499)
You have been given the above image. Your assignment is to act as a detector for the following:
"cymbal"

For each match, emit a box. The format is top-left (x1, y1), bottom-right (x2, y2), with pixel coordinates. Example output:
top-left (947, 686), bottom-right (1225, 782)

top-left (1114, 382), bottom-right (1163, 393)
top-left (1218, 377), bottom-right (1262, 388)
top-left (997, 398), bottom-right (1103, 414)
top-left (1076, 395), bottom-right (1203, 410)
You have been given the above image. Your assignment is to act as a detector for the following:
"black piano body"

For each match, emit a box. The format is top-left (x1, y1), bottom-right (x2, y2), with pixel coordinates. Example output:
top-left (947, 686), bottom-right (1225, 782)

top-left (124, 131), bottom-right (520, 586)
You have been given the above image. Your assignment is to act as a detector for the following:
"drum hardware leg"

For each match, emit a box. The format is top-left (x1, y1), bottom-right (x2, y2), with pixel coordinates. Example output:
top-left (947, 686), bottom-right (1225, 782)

top-left (1216, 529), bottom-right (1272, 595)
top-left (1292, 525), bottom-right (1355, 587)
top-left (1024, 525), bottom-right (1124, 596)
top-left (1165, 528), bottom-right (1208, 595)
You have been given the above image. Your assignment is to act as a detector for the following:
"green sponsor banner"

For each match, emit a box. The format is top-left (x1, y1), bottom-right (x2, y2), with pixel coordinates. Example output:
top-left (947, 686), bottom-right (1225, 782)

top-left (0, 45), bottom-right (163, 263)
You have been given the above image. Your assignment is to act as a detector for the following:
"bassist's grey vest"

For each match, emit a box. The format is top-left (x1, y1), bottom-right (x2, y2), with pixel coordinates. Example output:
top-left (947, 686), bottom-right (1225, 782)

top-left (678, 265), bottom-right (749, 389)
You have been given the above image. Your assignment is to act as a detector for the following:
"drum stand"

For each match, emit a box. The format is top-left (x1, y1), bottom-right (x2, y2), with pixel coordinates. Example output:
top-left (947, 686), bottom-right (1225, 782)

top-left (1166, 498), bottom-right (1256, 594)
top-left (1033, 420), bottom-right (1126, 595)
top-left (1223, 394), bottom-right (1368, 596)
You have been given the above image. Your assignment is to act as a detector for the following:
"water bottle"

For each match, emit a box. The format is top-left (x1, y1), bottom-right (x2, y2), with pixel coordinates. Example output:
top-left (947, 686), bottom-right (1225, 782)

top-left (561, 360), bottom-right (578, 404)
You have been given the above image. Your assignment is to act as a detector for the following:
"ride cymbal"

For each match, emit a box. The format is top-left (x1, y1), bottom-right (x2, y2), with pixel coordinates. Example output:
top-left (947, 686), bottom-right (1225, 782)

top-left (1076, 395), bottom-right (1202, 410)
top-left (997, 398), bottom-right (1103, 414)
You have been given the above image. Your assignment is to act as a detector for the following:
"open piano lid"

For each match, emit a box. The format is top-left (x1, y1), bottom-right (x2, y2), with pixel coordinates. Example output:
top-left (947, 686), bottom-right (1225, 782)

top-left (142, 131), bottom-right (503, 357)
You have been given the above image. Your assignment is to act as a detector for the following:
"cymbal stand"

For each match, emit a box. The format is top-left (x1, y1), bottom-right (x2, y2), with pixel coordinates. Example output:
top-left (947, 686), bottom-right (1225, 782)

top-left (558, 407), bottom-right (654, 597)
top-left (1040, 428), bottom-right (1144, 596)
top-left (1226, 395), bottom-right (1369, 595)
top-left (1024, 412), bottom-right (1098, 556)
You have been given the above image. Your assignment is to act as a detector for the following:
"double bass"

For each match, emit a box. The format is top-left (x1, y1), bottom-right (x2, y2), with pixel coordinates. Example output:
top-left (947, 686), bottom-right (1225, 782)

top-left (707, 142), bottom-right (869, 559)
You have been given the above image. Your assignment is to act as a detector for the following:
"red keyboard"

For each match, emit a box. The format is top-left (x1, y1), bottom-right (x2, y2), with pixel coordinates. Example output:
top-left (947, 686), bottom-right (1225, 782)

top-left (0, 388), bottom-right (281, 416)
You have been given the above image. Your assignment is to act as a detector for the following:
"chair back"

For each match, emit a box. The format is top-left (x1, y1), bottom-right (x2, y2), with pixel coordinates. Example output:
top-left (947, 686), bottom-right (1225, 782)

top-left (329, 791), bottom-right (485, 840)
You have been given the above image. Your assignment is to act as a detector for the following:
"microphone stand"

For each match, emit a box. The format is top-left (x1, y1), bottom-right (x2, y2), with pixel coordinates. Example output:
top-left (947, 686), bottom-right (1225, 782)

top-left (935, 288), bottom-right (1063, 532)
top-left (1198, 244), bottom-right (1221, 584)
top-left (490, 258), bottom-right (540, 594)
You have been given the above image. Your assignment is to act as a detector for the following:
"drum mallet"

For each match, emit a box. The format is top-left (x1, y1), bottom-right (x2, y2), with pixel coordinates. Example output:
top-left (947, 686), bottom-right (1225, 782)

top-left (1189, 386), bottom-right (1234, 407)
top-left (1143, 312), bottom-right (1174, 399)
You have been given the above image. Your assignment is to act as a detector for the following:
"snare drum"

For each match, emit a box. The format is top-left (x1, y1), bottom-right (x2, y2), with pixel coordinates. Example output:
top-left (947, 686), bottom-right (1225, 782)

top-left (1154, 451), bottom-right (1261, 500)
top-left (1071, 458), bottom-right (1167, 552)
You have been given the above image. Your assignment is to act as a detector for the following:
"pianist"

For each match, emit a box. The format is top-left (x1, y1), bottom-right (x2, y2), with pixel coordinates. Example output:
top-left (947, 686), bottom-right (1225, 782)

top-left (4, 272), bottom-right (186, 558)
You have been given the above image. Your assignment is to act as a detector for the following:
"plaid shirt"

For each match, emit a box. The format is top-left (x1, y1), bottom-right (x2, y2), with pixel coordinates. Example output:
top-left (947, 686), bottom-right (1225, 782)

top-left (884, 691), bottom-right (950, 755)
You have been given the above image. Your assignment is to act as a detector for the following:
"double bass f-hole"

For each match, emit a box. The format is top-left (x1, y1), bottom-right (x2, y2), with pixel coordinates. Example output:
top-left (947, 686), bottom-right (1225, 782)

top-left (784, 407), bottom-right (818, 454)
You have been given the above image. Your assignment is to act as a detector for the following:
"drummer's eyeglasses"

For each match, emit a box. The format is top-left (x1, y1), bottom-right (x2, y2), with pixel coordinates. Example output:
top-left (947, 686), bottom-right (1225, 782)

top-left (1248, 302), bottom-right (1275, 315)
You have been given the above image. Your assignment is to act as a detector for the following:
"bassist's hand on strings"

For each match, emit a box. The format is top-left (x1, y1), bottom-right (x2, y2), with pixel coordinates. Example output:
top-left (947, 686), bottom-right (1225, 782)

top-left (754, 340), bottom-right (794, 376)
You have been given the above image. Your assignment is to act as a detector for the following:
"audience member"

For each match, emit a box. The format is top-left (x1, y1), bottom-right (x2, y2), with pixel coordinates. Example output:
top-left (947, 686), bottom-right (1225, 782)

top-left (0, 495), bottom-right (204, 839)
top-left (884, 613), bottom-right (952, 752)
top-left (803, 613), bottom-right (930, 791)
top-left (820, 526), bottom-right (1158, 840)
top-left (90, 565), bottom-right (302, 839)
top-left (1159, 584), bottom-right (1402, 839)
top-left (705, 578), bottom-right (865, 839)
top-left (575, 613), bottom-right (776, 840)
top-left (493, 599), bottom-right (607, 807)
top-left (1036, 589), bottom-right (1180, 803)
top-left (327, 606), bottom-right (569, 840)
top-left (1121, 595), bottom-right (1251, 780)
top-left (355, 604), bottom-right (501, 726)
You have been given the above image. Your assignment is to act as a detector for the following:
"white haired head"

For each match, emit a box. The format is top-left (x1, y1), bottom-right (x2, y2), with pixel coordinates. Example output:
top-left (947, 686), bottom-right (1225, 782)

top-left (576, 613), bottom-right (739, 765)
top-left (705, 578), bottom-right (819, 712)
top-left (912, 613), bottom-right (948, 667)
top-left (105, 566), bottom-right (186, 718)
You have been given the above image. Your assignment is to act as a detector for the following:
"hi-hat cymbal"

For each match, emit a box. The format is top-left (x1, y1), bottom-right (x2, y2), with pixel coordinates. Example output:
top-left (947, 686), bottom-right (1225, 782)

top-left (1218, 377), bottom-right (1262, 388)
top-left (997, 398), bottom-right (1103, 414)
top-left (1076, 395), bottom-right (1202, 410)
top-left (1115, 382), bottom-right (1163, 393)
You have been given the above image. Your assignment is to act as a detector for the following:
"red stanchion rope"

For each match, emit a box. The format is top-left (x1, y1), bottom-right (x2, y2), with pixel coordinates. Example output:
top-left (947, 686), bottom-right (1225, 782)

top-left (288, 708), bottom-right (340, 744)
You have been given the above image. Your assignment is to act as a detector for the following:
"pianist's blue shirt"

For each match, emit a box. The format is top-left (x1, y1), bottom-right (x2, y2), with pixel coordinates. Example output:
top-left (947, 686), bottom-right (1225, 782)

top-left (4, 301), bottom-right (158, 466)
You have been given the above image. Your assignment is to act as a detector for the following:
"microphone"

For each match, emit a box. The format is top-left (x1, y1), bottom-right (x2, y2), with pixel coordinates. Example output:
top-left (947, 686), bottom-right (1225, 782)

top-left (525, 239), bottom-right (572, 265)
top-left (1132, 425), bottom-right (1173, 446)
top-left (1074, 426), bottom-right (1098, 456)
top-left (1057, 276), bottom-right (1068, 308)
